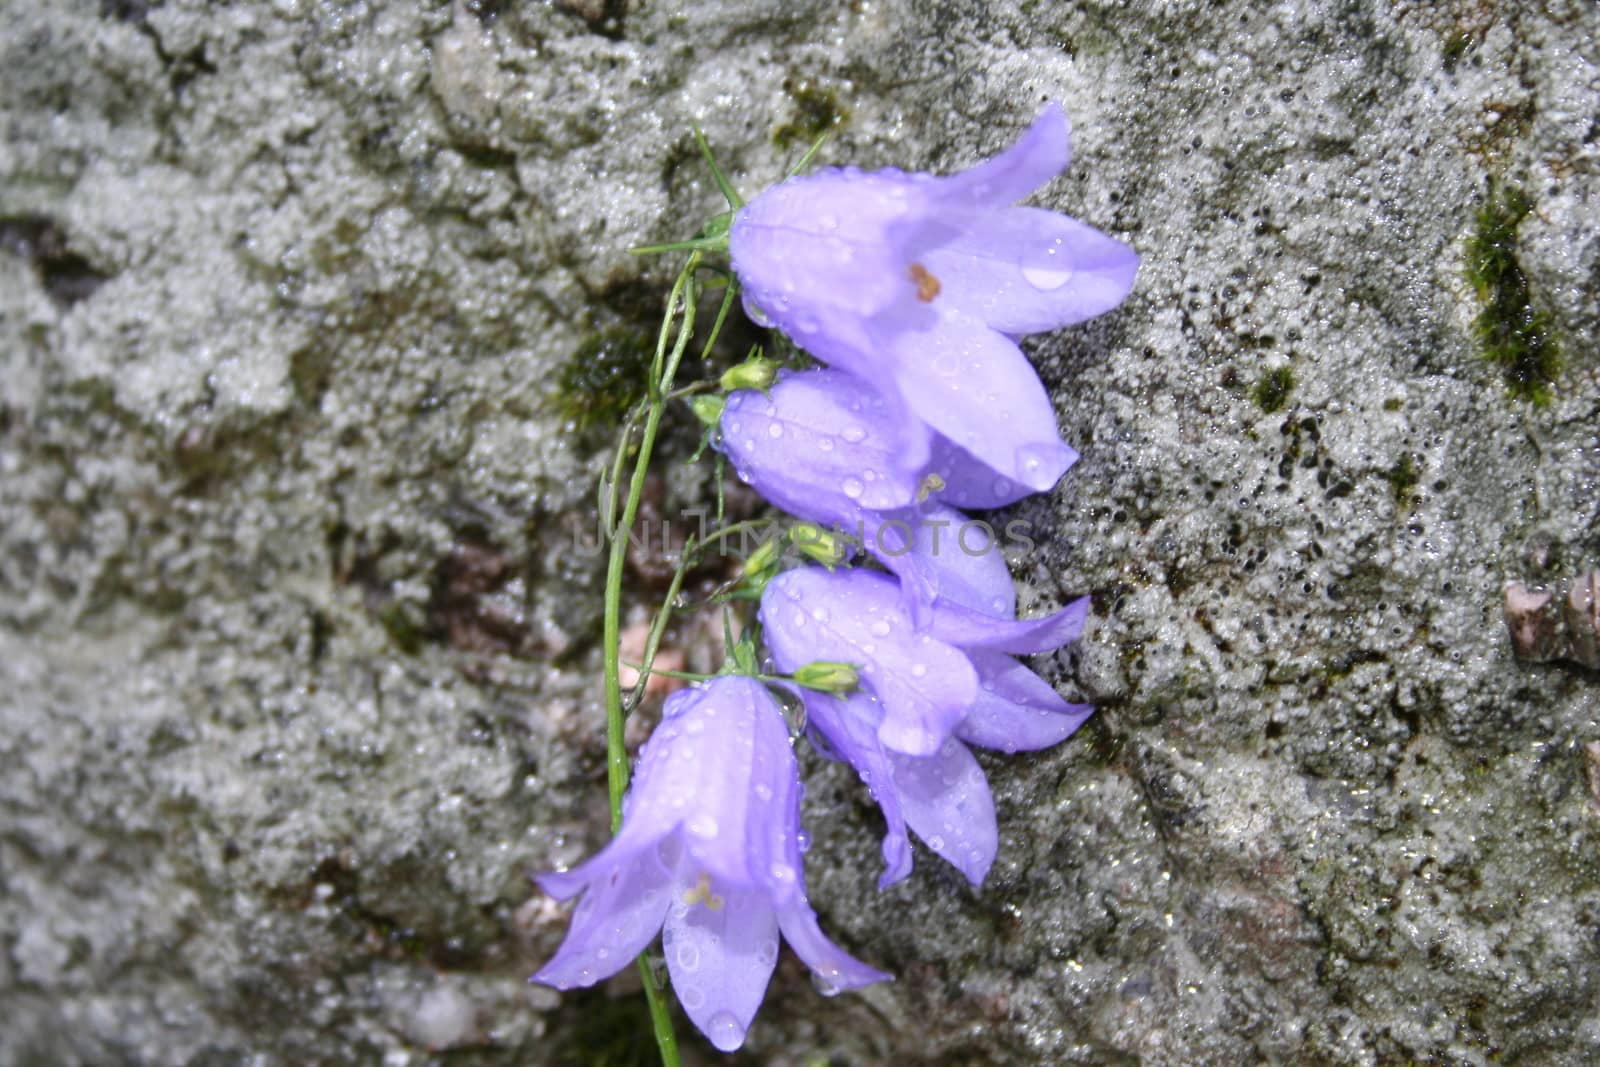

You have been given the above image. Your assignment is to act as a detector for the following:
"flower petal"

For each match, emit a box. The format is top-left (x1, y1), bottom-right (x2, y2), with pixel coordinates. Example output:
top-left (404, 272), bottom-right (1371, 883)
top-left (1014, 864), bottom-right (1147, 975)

top-left (663, 886), bottom-right (782, 1053)
top-left (675, 676), bottom-right (802, 890)
top-left (924, 206), bottom-right (1140, 334)
top-left (928, 594), bottom-right (1090, 655)
top-left (926, 433), bottom-right (1071, 510)
top-left (879, 308), bottom-right (1075, 493)
top-left (805, 692), bottom-right (913, 887)
top-left (761, 567), bottom-right (978, 756)
top-left (532, 844), bottom-right (673, 989)
top-left (721, 370), bottom-right (924, 518)
top-left (731, 171), bottom-right (926, 338)
top-left (957, 649), bottom-right (1095, 752)
top-left (774, 895), bottom-right (893, 993)
top-left (888, 738), bottom-right (997, 886)
top-left (932, 102), bottom-right (1072, 211)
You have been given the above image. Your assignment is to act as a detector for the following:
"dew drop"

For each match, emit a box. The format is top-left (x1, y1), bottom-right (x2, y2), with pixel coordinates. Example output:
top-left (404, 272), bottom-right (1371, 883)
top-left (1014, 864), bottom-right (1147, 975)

top-left (842, 478), bottom-right (864, 499)
top-left (840, 426), bottom-right (867, 443)
top-left (706, 1011), bottom-right (746, 1051)
top-left (676, 942), bottom-right (702, 973)
top-left (818, 437), bottom-right (835, 451)
top-left (869, 619), bottom-right (891, 637)
top-left (769, 861), bottom-right (795, 883)
top-left (768, 423), bottom-right (784, 439)
top-left (811, 971), bottom-right (842, 998)
top-left (928, 834), bottom-right (946, 850)
top-left (688, 814), bottom-right (719, 838)
top-left (757, 939), bottom-right (780, 964)
top-left (910, 663), bottom-right (928, 678)
top-left (797, 830), bottom-right (812, 853)
top-left (679, 984), bottom-right (705, 1009)
top-left (755, 783), bottom-right (774, 802)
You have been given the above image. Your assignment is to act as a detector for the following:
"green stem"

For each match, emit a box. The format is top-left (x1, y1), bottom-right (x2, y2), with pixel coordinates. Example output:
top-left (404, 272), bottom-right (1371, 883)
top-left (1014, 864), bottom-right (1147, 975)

top-left (624, 535), bottom-right (697, 713)
top-left (601, 258), bottom-right (699, 1067)
top-left (598, 253), bottom-right (739, 1067)
top-left (605, 255), bottom-right (699, 829)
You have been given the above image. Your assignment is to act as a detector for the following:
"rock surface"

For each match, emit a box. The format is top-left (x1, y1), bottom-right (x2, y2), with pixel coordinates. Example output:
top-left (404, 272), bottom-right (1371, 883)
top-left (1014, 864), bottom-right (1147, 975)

top-left (3, 1), bottom-right (1597, 1064)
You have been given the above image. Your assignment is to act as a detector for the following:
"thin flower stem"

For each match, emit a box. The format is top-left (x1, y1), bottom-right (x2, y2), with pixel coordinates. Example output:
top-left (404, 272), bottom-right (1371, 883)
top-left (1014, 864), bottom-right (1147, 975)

top-left (637, 957), bottom-right (680, 1063)
top-left (624, 534), bottom-right (698, 714)
top-left (622, 661), bottom-right (796, 686)
top-left (600, 257), bottom-right (737, 1067)
top-left (601, 256), bottom-right (701, 1067)
top-left (606, 254), bottom-right (699, 829)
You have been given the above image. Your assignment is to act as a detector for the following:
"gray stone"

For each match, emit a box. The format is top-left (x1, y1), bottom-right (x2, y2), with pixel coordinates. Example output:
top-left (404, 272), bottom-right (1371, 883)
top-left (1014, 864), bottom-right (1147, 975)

top-left (2, 0), bottom-right (1597, 1064)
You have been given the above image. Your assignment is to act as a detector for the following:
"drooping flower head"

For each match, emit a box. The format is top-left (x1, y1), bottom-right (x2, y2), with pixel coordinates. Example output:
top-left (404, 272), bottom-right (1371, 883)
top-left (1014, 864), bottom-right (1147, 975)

top-left (533, 676), bottom-right (888, 1052)
top-left (720, 367), bottom-right (1058, 619)
top-left (729, 102), bottom-right (1138, 493)
top-left (760, 566), bottom-right (1093, 886)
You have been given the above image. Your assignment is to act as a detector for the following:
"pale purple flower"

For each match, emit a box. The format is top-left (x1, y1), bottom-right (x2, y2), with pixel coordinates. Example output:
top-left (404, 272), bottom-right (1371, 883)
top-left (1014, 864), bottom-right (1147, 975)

top-left (760, 566), bottom-right (1089, 759)
top-left (761, 567), bottom-right (1094, 886)
top-left (721, 367), bottom-right (1061, 616)
top-left (532, 676), bottom-right (888, 1052)
top-left (729, 102), bottom-right (1137, 493)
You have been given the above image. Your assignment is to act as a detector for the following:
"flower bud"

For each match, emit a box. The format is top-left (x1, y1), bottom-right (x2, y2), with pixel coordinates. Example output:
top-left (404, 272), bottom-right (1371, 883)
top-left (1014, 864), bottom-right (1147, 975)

top-left (689, 394), bottom-right (726, 428)
top-left (740, 537), bottom-right (782, 585)
top-left (789, 522), bottom-right (846, 568)
top-left (792, 660), bottom-right (861, 695)
top-left (720, 354), bottom-right (781, 394)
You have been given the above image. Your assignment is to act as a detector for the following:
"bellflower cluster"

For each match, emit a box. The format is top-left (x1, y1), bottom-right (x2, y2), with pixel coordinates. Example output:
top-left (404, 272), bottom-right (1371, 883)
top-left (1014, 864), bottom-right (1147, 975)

top-left (535, 102), bottom-right (1136, 1056)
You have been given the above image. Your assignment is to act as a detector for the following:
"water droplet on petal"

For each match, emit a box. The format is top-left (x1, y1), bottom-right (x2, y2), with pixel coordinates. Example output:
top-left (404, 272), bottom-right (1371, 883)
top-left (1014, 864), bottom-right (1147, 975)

top-left (679, 984), bottom-right (705, 1010)
top-left (991, 476), bottom-right (1012, 497)
top-left (842, 478), bottom-right (864, 499)
top-left (688, 814), bottom-right (719, 838)
top-left (676, 942), bottom-right (702, 973)
top-left (769, 861), bottom-right (795, 883)
top-left (910, 663), bottom-right (928, 678)
top-left (768, 423), bottom-right (784, 438)
top-left (811, 971), bottom-right (842, 998)
top-left (757, 939), bottom-right (780, 964)
top-left (869, 620), bottom-right (891, 637)
top-left (797, 830), bottom-right (812, 853)
top-left (840, 426), bottom-right (867, 443)
top-left (1021, 264), bottom-right (1073, 291)
top-left (706, 1011), bottom-right (746, 1051)
top-left (928, 834), bottom-right (946, 851)
top-left (818, 437), bottom-right (835, 451)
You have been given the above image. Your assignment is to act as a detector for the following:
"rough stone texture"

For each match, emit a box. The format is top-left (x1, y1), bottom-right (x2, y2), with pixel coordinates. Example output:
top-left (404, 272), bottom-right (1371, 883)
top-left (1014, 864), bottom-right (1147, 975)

top-left (2, 1), bottom-right (1597, 1065)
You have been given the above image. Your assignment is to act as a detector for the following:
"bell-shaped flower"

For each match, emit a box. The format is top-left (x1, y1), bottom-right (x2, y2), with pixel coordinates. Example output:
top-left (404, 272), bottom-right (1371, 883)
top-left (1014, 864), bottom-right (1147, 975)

top-left (721, 367), bottom-right (1063, 618)
top-left (532, 675), bottom-right (888, 1052)
top-left (760, 565), bottom-right (1089, 759)
top-left (763, 567), bottom-right (1093, 886)
top-left (729, 101), bottom-right (1137, 492)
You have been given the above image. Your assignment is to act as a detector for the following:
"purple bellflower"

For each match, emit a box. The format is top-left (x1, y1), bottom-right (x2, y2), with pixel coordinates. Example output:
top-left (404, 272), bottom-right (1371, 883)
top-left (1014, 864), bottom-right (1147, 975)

top-left (532, 676), bottom-right (888, 1052)
top-left (760, 566), bottom-right (1091, 758)
top-left (721, 367), bottom-right (1064, 617)
top-left (729, 101), bottom-right (1138, 494)
top-left (760, 567), bottom-right (1094, 886)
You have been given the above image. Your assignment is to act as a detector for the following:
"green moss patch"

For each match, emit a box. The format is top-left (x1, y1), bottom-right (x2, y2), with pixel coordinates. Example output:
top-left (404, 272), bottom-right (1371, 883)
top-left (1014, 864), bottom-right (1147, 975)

top-left (557, 325), bottom-right (653, 429)
top-left (772, 80), bottom-right (849, 150)
top-left (1252, 366), bottom-right (1295, 413)
top-left (1464, 181), bottom-right (1561, 406)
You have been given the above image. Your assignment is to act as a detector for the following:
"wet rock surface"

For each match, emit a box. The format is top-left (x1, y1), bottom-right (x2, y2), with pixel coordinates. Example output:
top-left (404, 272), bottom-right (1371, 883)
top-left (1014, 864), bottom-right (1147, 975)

top-left (3, 1), bottom-right (1598, 1064)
